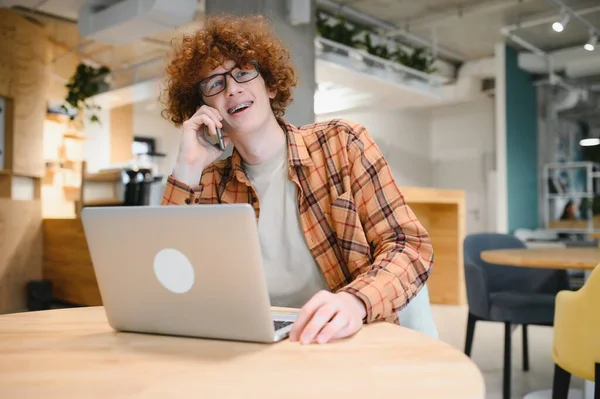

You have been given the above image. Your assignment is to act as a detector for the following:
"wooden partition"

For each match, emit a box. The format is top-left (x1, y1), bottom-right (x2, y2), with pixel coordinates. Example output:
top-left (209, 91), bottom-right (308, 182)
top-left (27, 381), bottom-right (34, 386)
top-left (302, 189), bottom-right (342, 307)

top-left (0, 9), bottom-right (48, 313)
top-left (0, 9), bottom-right (49, 178)
top-left (401, 187), bottom-right (466, 305)
top-left (43, 218), bottom-right (101, 306)
top-left (0, 199), bottom-right (43, 313)
top-left (43, 187), bottom-right (466, 307)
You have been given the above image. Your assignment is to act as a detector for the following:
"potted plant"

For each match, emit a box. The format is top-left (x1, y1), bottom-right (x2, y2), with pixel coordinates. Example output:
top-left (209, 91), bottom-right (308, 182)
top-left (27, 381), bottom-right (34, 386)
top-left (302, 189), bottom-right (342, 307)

top-left (61, 62), bottom-right (111, 125)
top-left (391, 47), bottom-right (437, 74)
top-left (316, 12), bottom-right (364, 48)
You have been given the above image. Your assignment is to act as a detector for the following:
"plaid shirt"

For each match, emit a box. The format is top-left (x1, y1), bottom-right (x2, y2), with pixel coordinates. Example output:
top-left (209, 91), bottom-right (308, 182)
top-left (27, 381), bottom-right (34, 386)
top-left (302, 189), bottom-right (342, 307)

top-left (161, 119), bottom-right (434, 324)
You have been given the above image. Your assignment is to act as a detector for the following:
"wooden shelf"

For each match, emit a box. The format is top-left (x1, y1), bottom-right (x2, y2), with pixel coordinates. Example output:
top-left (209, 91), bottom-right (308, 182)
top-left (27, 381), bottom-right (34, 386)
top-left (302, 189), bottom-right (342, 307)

top-left (45, 160), bottom-right (78, 170)
top-left (46, 113), bottom-right (70, 124)
top-left (401, 187), bottom-right (465, 205)
top-left (83, 198), bottom-right (123, 207)
top-left (62, 186), bottom-right (80, 201)
top-left (84, 170), bottom-right (122, 183)
top-left (63, 133), bottom-right (86, 140)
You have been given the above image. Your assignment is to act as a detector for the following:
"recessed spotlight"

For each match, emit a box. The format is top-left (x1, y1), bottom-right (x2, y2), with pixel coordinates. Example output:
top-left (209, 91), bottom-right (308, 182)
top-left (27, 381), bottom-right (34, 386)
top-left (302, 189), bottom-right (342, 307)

top-left (580, 138), bottom-right (600, 146)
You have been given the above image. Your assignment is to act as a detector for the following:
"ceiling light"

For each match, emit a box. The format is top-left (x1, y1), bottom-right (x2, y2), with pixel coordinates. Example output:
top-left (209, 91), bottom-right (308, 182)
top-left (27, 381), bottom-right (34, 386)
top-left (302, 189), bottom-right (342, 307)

top-left (584, 33), bottom-right (598, 51)
top-left (552, 14), bottom-right (569, 32)
top-left (580, 138), bottom-right (600, 146)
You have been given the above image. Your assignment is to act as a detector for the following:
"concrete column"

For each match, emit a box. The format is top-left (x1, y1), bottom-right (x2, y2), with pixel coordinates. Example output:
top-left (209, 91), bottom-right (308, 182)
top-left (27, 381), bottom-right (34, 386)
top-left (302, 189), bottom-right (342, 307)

top-left (205, 0), bottom-right (315, 126)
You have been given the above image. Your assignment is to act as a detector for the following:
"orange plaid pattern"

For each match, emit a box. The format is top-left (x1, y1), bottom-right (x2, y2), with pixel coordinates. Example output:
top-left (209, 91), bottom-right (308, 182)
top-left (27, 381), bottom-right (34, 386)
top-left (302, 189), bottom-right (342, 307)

top-left (161, 119), bottom-right (434, 324)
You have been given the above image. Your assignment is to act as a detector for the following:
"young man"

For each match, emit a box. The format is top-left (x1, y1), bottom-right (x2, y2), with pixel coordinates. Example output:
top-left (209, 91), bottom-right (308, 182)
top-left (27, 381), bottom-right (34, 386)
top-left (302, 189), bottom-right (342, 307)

top-left (161, 14), bottom-right (434, 344)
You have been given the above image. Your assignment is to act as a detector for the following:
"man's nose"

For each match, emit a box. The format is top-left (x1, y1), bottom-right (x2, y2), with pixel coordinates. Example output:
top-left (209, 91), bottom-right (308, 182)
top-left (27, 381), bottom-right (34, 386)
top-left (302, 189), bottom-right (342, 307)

top-left (225, 74), bottom-right (243, 96)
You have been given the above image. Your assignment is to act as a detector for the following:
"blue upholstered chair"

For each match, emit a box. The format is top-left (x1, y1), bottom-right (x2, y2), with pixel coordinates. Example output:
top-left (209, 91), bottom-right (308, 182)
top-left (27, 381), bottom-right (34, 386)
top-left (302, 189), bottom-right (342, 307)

top-left (463, 233), bottom-right (570, 399)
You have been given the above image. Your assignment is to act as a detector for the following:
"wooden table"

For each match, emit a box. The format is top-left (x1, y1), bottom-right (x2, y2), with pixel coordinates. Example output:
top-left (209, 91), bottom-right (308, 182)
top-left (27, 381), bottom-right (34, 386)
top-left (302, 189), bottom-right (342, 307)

top-left (0, 307), bottom-right (485, 398)
top-left (480, 247), bottom-right (600, 270)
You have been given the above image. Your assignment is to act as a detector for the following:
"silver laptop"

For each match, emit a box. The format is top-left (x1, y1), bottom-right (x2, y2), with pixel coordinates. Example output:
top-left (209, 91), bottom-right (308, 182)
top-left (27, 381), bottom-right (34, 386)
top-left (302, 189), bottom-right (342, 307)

top-left (80, 203), bottom-right (297, 343)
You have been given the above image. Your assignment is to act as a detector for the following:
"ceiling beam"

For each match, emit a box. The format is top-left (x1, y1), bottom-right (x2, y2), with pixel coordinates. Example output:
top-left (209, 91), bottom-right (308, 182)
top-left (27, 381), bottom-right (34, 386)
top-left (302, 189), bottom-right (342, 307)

top-left (391, 0), bottom-right (536, 30)
top-left (503, 4), bottom-right (600, 32)
top-left (315, 0), bottom-right (468, 63)
top-left (547, 0), bottom-right (600, 38)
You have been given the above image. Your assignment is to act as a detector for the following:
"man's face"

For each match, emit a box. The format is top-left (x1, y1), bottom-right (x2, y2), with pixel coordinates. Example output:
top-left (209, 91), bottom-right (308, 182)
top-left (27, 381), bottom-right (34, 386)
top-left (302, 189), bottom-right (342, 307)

top-left (198, 59), bottom-right (276, 135)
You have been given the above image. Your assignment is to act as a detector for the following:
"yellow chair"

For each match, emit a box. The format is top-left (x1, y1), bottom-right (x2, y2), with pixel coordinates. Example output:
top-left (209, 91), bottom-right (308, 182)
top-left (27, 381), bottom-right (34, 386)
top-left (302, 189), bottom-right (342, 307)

top-left (552, 266), bottom-right (600, 399)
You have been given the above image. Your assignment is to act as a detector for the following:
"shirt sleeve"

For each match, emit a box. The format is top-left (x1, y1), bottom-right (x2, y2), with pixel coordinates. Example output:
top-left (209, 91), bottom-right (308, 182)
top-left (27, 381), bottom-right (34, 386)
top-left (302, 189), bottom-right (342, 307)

top-left (160, 165), bottom-right (220, 206)
top-left (336, 124), bottom-right (434, 324)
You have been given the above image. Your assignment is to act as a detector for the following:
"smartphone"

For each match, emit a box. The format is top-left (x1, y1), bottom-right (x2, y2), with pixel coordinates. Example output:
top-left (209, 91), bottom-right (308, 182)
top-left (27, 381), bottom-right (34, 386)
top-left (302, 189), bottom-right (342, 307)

top-left (214, 127), bottom-right (225, 151)
top-left (202, 125), bottom-right (226, 151)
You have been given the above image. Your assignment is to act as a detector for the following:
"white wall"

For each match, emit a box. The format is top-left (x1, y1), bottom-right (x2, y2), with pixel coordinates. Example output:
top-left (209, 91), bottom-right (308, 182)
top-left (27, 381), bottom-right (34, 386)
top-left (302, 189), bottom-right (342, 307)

top-left (132, 101), bottom-right (181, 205)
top-left (81, 100), bottom-right (180, 176)
top-left (82, 107), bottom-right (111, 172)
top-left (319, 99), bottom-right (496, 234)
top-left (316, 109), bottom-right (433, 187)
top-left (132, 101), bottom-right (180, 178)
top-left (431, 98), bottom-right (496, 233)
top-left (135, 102), bottom-right (435, 189)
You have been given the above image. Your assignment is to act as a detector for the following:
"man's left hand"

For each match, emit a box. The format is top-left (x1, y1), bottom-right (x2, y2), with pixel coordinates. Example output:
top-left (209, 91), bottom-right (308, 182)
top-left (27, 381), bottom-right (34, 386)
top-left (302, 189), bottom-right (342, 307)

top-left (289, 291), bottom-right (366, 344)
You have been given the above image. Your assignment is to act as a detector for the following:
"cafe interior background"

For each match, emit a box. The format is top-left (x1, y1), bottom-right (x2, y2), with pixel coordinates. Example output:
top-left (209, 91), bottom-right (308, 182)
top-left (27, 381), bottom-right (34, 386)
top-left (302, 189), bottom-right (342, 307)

top-left (0, 0), bottom-right (599, 397)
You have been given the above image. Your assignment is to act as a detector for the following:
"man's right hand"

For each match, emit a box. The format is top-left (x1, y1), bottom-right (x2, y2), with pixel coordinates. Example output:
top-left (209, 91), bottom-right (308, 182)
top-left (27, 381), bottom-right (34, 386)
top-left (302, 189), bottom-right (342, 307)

top-left (172, 105), bottom-right (230, 186)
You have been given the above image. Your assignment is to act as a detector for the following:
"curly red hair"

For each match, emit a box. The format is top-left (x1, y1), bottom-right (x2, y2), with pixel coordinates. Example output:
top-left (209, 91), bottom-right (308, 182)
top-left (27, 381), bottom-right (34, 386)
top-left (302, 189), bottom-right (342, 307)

top-left (161, 14), bottom-right (298, 127)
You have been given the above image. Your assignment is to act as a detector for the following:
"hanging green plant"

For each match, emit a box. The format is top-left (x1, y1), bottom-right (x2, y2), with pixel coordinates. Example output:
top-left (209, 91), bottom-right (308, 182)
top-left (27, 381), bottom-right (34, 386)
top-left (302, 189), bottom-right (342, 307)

top-left (61, 62), bottom-right (111, 124)
top-left (358, 33), bottom-right (392, 59)
top-left (391, 47), bottom-right (437, 74)
top-left (316, 11), bottom-right (438, 75)
top-left (316, 12), bottom-right (364, 48)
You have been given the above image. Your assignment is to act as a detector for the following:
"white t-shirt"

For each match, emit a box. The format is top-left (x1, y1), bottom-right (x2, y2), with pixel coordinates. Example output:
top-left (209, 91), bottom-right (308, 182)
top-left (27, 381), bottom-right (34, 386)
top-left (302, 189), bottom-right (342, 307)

top-left (243, 142), bottom-right (330, 308)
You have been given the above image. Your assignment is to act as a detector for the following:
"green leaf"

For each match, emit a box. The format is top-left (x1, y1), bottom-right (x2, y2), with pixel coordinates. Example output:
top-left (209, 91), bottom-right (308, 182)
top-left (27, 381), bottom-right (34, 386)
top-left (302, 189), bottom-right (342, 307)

top-left (63, 62), bottom-right (110, 124)
top-left (315, 11), bottom-right (438, 74)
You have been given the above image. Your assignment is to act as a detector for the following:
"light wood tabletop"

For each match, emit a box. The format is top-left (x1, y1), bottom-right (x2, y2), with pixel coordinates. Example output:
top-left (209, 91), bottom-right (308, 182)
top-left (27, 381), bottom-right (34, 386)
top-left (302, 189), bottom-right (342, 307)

top-left (0, 306), bottom-right (485, 399)
top-left (480, 248), bottom-right (600, 270)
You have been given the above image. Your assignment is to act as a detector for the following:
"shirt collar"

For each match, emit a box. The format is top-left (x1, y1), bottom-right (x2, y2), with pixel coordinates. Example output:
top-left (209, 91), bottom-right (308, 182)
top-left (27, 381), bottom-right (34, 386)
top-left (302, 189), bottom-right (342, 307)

top-left (279, 119), bottom-right (313, 168)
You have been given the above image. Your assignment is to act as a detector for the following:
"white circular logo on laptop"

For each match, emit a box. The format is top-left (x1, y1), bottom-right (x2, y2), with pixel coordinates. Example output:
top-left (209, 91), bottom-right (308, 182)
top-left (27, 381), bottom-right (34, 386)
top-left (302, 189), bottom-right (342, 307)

top-left (153, 248), bottom-right (195, 294)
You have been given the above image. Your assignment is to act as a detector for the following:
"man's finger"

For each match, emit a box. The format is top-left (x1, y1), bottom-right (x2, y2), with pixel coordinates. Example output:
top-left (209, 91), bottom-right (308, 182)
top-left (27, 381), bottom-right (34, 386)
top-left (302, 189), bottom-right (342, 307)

top-left (331, 319), bottom-right (359, 341)
top-left (289, 291), bottom-right (330, 341)
top-left (199, 105), bottom-right (223, 123)
top-left (299, 303), bottom-right (338, 344)
top-left (316, 313), bottom-right (348, 344)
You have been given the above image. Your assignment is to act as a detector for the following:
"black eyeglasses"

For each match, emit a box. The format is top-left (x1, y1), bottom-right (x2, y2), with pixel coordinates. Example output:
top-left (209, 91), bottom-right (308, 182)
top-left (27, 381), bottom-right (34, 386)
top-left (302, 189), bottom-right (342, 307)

top-left (197, 62), bottom-right (260, 97)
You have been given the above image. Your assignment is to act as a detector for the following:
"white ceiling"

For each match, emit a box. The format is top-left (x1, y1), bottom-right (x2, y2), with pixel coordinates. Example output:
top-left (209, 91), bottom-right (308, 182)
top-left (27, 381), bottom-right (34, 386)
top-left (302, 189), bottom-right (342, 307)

top-left (4, 0), bottom-right (599, 71)
top-left (3, 0), bottom-right (600, 110)
top-left (0, 0), bottom-right (121, 21)
top-left (320, 0), bottom-right (600, 60)
top-left (1, 0), bottom-right (206, 90)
